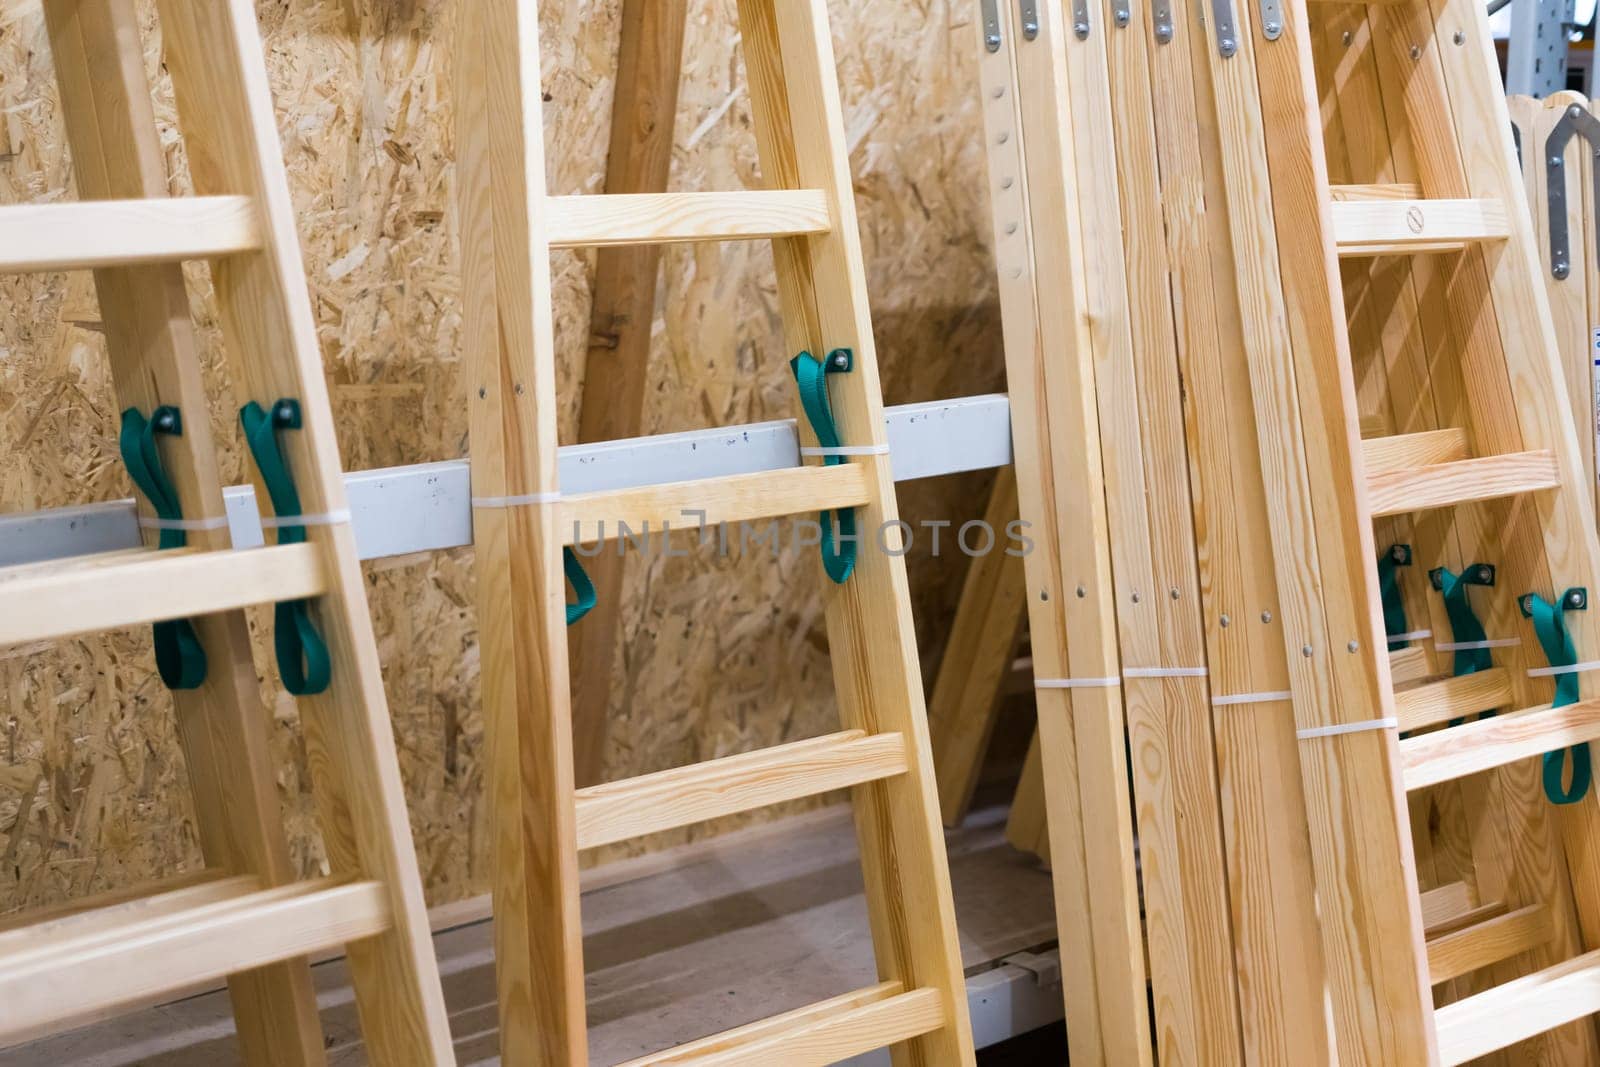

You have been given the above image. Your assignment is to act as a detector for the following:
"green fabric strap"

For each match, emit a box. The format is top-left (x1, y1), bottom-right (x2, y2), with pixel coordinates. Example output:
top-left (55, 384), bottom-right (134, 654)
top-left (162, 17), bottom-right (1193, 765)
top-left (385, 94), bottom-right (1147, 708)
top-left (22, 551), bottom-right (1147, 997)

top-left (1525, 589), bottom-right (1592, 805)
top-left (1434, 564), bottom-right (1495, 676)
top-left (1378, 544), bottom-right (1413, 651)
top-left (789, 349), bottom-right (858, 585)
top-left (118, 407), bottom-right (207, 690)
top-left (564, 547), bottom-right (596, 625)
top-left (240, 399), bottom-right (331, 697)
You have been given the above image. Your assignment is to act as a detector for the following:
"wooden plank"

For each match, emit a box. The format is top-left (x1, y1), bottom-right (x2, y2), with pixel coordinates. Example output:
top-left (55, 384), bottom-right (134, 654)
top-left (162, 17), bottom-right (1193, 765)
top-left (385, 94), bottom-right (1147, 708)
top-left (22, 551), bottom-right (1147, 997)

top-left (1365, 450), bottom-right (1559, 516)
top-left (1427, 903), bottom-right (1553, 984)
top-left (574, 731), bottom-right (907, 850)
top-left (1330, 197), bottom-right (1509, 255)
top-left (1402, 699), bottom-right (1600, 791)
top-left (1394, 668), bottom-right (1515, 732)
top-left (0, 879), bottom-right (389, 1047)
top-left (0, 543), bottom-right (325, 646)
top-left (973, 2), bottom-right (1148, 1060)
top-left (1420, 881), bottom-right (1479, 931)
top-left (569, 0), bottom-right (688, 789)
top-left (454, 0), bottom-right (587, 1061)
top-left (1435, 949), bottom-right (1600, 1065)
top-left (614, 983), bottom-right (944, 1067)
top-left (1390, 645), bottom-right (1432, 686)
top-left (37, 2), bottom-right (323, 1060)
top-left (929, 467), bottom-right (1028, 825)
top-left (1329, 182), bottom-right (1423, 201)
top-left (1360, 427), bottom-right (1471, 473)
top-left (546, 190), bottom-right (830, 248)
top-left (1426, 899), bottom-right (1510, 940)
top-left (155, 0), bottom-right (453, 1059)
top-left (561, 465), bottom-right (869, 546)
top-left (0, 195), bottom-right (259, 272)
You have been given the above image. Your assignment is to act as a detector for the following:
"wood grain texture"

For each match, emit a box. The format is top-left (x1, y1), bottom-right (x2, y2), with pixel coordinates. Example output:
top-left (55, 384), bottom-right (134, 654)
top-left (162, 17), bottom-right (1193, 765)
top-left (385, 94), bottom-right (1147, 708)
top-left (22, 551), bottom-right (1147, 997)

top-left (1427, 902), bottom-right (1554, 984)
top-left (1402, 699), bottom-right (1600, 791)
top-left (1361, 427), bottom-right (1470, 472)
top-left (1330, 196), bottom-right (1508, 254)
top-left (1394, 668), bottom-right (1514, 732)
top-left (1365, 450), bottom-right (1560, 517)
top-left (546, 190), bottom-right (830, 247)
top-left (1435, 948), bottom-right (1600, 1064)
top-left (0, 195), bottom-right (260, 272)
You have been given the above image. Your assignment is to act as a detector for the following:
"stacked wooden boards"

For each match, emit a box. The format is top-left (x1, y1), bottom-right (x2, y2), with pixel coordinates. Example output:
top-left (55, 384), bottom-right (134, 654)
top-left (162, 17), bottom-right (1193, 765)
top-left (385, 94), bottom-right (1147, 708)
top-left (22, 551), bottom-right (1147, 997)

top-left (974, 0), bottom-right (1600, 1061)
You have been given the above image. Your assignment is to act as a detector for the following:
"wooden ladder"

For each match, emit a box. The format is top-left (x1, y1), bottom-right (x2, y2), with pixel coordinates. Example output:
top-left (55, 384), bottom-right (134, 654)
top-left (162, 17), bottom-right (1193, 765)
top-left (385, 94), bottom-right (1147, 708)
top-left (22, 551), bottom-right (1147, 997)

top-left (453, 0), bottom-right (975, 1063)
top-left (1193, 0), bottom-right (1600, 1061)
top-left (0, 0), bottom-right (452, 1062)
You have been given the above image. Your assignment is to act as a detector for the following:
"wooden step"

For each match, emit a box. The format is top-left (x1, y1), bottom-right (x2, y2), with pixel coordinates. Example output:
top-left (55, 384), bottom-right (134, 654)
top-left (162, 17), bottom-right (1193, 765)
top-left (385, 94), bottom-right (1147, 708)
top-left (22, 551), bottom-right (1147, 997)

top-left (1366, 449), bottom-right (1560, 517)
top-left (1329, 182), bottom-right (1423, 202)
top-left (1427, 903), bottom-right (1553, 985)
top-left (1362, 427), bottom-right (1470, 473)
top-left (0, 196), bottom-right (260, 273)
top-left (1426, 899), bottom-right (1508, 941)
top-left (1434, 948), bottom-right (1600, 1065)
top-left (1390, 645), bottom-right (1433, 686)
top-left (0, 876), bottom-right (389, 1046)
top-left (1394, 668), bottom-right (1514, 732)
top-left (612, 980), bottom-right (945, 1067)
top-left (1401, 698), bottom-right (1600, 791)
top-left (1331, 197), bottom-right (1509, 256)
top-left (546, 190), bottom-right (831, 248)
top-left (1420, 881), bottom-right (1480, 931)
top-left (562, 465), bottom-right (871, 547)
top-left (0, 543), bottom-right (327, 647)
top-left (574, 730), bottom-right (908, 850)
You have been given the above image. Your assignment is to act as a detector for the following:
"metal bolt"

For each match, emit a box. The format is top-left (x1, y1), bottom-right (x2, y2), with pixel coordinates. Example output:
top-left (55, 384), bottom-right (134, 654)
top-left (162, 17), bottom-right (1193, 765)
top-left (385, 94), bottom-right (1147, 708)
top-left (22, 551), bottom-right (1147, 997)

top-left (1156, 24), bottom-right (1173, 43)
top-left (1573, 105), bottom-right (1585, 118)
top-left (1264, 20), bottom-right (1280, 35)
top-left (1076, 584), bottom-right (1086, 598)
top-left (1348, 639), bottom-right (1360, 653)
top-left (1261, 610), bottom-right (1273, 623)
top-left (1170, 588), bottom-right (1181, 600)
top-left (1342, 30), bottom-right (1352, 45)
top-left (1568, 590), bottom-right (1587, 609)
top-left (986, 31), bottom-right (1002, 53)
top-left (1302, 644), bottom-right (1315, 658)
top-left (1075, 20), bottom-right (1090, 36)
top-left (1453, 30), bottom-right (1465, 45)
top-left (1476, 565), bottom-right (1492, 583)
top-left (1552, 155), bottom-right (1565, 167)
top-left (832, 352), bottom-right (850, 369)
top-left (1132, 591), bottom-right (1142, 604)
top-left (1410, 44), bottom-right (1421, 59)
top-left (1220, 614), bottom-right (1232, 628)
top-left (1220, 36), bottom-right (1237, 56)
top-left (1556, 262), bottom-right (1571, 279)
top-left (1115, 9), bottom-right (1130, 26)
top-left (1024, 17), bottom-right (1040, 38)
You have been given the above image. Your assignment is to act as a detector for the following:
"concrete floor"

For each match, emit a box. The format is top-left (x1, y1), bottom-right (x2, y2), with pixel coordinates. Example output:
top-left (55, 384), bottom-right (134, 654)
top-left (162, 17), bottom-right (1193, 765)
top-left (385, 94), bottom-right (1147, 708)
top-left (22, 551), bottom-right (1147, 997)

top-left (4, 801), bottom-right (1057, 1065)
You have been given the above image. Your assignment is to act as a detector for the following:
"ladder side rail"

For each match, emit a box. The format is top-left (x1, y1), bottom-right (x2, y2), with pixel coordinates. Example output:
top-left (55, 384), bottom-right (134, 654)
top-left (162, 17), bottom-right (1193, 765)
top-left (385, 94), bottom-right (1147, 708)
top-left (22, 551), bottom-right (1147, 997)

top-left (734, 2), bottom-right (975, 1060)
top-left (151, 1), bottom-right (453, 1058)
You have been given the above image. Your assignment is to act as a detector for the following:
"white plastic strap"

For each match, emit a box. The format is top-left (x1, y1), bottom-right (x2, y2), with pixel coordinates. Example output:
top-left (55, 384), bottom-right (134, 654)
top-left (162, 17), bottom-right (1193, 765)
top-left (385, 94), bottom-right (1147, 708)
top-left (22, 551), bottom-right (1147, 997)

top-left (1436, 637), bottom-right (1520, 651)
top-left (1388, 629), bottom-right (1433, 642)
top-left (138, 515), bottom-right (230, 532)
top-left (1527, 659), bottom-right (1600, 679)
top-left (1297, 717), bottom-right (1398, 740)
top-left (471, 492), bottom-right (562, 509)
top-left (1123, 666), bottom-right (1209, 679)
top-left (800, 444), bottom-right (892, 457)
top-left (260, 509), bottom-right (352, 529)
top-left (1035, 677), bottom-right (1121, 689)
top-left (1211, 690), bottom-right (1293, 707)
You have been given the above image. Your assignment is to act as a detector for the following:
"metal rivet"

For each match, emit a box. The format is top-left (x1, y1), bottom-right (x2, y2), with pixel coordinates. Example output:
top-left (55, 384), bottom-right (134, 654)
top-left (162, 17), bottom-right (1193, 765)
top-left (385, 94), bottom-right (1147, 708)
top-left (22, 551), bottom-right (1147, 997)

top-left (1006, 222), bottom-right (1019, 235)
top-left (1170, 588), bottom-right (1181, 600)
top-left (1453, 30), bottom-right (1465, 45)
top-left (1302, 644), bottom-right (1315, 658)
top-left (1551, 156), bottom-right (1565, 167)
top-left (1342, 30), bottom-right (1352, 45)
top-left (1075, 20), bottom-right (1090, 37)
top-left (997, 131), bottom-right (1009, 145)
top-left (1220, 614), bottom-right (1232, 627)
top-left (1348, 639), bottom-right (1360, 653)
top-left (478, 387), bottom-right (487, 398)
top-left (1264, 20), bottom-right (1280, 35)
top-left (1220, 37), bottom-right (1237, 56)
top-left (986, 31), bottom-right (1002, 53)
top-left (1261, 610), bottom-right (1273, 623)
top-left (1041, 589), bottom-right (1050, 601)
top-left (1574, 105), bottom-right (1587, 118)
top-left (1409, 44), bottom-right (1420, 59)
top-left (1076, 584), bottom-right (1086, 598)
top-left (1001, 177), bottom-right (1015, 190)
top-left (1115, 9), bottom-right (1130, 25)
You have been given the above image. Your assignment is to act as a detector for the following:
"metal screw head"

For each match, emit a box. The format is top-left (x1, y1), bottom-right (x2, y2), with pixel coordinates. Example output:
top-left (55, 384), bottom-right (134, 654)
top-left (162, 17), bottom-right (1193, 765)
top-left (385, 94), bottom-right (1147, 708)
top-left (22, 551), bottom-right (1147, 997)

top-left (1075, 20), bottom-right (1090, 37)
top-left (1170, 588), bottom-right (1181, 600)
top-left (1555, 261), bottom-right (1572, 279)
top-left (1552, 155), bottom-right (1566, 167)
top-left (1410, 44), bottom-right (1421, 59)
top-left (986, 31), bottom-right (1002, 52)
top-left (1302, 644), bottom-right (1315, 658)
top-left (1220, 37), bottom-right (1237, 57)
top-left (1342, 30), bottom-right (1352, 45)
top-left (1076, 584), bottom-right (1086, 598)
top-left (1156, 25), bottom-right (1173, 43)
top-left (1475, 565), bottom-right (1493, 584)
top-left (1220, 614), bottom-right (1232, 628)
top-left (1115, 9), bottom-right (1130, 26)
top-left (1453, 30), bottom-right (1465, 45)
top-left (1568, 589), bottom-right (1588, 610)
top-left (1264, 20), bottom-right (1280, 35)
top-left (1261, 610), bottom-right (1273, 623)
top-left (832, 351), bottom-right (850, 369)
top-left (1348, 639), bottom-right (1360, 653)
top-left (1132, 591), bottom-right (1142, 604)
top-left (1023, 18), bottom-right (1040, 39)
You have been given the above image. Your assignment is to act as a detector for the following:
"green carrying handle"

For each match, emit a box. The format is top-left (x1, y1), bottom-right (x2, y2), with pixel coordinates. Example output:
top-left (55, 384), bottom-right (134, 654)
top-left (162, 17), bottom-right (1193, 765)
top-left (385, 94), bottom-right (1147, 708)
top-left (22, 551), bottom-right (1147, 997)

top-left (564, 547), bottom-right (596, 625)
top-left (1523, 588), bottom-right (1592, 805)
top-left (790, 349), bottom-right (859, 585)
top-left (118, 407), bottom-right (207, 690)
top-left (240, 399), bottom-right (331, 697)
top-left (1378, 544), bottom-right (1413, 652)
top-left (1429, 563), bottom-right (1499, 730)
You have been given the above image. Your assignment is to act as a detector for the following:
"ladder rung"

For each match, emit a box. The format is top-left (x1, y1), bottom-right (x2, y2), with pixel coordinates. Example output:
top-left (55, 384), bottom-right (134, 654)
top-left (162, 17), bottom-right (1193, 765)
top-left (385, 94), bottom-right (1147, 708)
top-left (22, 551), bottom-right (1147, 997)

top-left (574, 730), bottom-right (907, 850)
top-left (562, 465), bottom-right (871, 547)
top-left (1362, 427), bottom-right (1471, 474)
top-left (0, 543), bottom-right (327, 647)
top-left (0, 196), bottom-right (260, 273)
top-left (612, 981), bottom-right (944, 1067)
top-left (1390, 645), bottom-right (1433, 687)
top-left (1329, 182), bottom-right (1423, 202)
top-left (1426, 899), bottom-right (1508, 941)
top-left (1366, 450), bottom-right (1559, 517)
top-left (0, 876), bottom-right (389, 1046)
top-left (0, 868), bottom-right (232, 935)
top-left (545, 190), bottom-right (832, 249)
top-left (1427, 903), bottom-right (1553, 985)
top-left (1434, 948), bottom-right (1600, 1065)
top-left (1394, 668), bottom-right (1514, 732)
top-left (1331, 197), bottom-right (1509, 256)
top-left (1421, 881), bottom-right (1480, 931)
top-left (1401, 698), bottom-right (1600, 791)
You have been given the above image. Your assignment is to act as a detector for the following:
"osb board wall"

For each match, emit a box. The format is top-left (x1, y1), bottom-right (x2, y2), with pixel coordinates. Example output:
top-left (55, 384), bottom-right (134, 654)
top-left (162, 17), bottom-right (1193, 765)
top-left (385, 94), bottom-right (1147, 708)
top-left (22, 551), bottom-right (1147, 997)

top-left (0, 0), bottom-right (1003, 910)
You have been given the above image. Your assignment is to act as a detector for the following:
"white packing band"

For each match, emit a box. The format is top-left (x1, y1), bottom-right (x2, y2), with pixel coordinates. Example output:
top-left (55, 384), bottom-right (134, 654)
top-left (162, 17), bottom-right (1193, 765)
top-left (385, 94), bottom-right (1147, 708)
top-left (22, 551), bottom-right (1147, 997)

top-left (1527, 659), bottom-right (1600, 679)
top-left (800, 444), bottom-right (892, 457)
top-left (260, 509), bottom-right (352, 529)
top-left (1388, 629), bottom-right (1433, 642)
top-left (138, 515), bottom-right (230, 532)
top-left (1123, 666), bottom-right (1209, 679)
top-left (1035, 677), bottom-right (1122, 689)
top-left (1296, 717), bottom-right (1398, 740)
top-left (1211, 690), bottom-right (1293, 707)
top-left (471, 492), bottom-right (563, 509)
top-left (1436, 637), bottom-right (1520, 651)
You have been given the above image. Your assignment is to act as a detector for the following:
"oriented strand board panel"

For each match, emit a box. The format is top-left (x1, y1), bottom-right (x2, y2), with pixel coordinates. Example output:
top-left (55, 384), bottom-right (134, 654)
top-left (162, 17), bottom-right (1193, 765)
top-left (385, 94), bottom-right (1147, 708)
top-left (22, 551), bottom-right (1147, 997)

top-left (0, 0), bottom-right (1003, 911)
